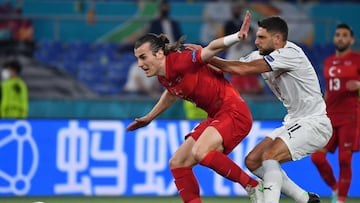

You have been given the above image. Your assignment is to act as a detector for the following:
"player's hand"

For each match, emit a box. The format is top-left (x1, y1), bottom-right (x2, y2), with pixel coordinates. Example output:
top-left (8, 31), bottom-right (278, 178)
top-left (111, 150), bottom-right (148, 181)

top-left (126, 116), bottom-right (151, 131)
top-left (346, 80), bottom-right (360, 91)
top-left (184, 43), bottom-right (203, 51)
top-left (238, 10), bottom-right (251, 40)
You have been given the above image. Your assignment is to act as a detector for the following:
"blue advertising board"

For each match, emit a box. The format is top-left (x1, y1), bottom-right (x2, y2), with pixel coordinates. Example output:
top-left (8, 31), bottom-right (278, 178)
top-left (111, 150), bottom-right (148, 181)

top-left (0, 119), bottom-right (359, 197)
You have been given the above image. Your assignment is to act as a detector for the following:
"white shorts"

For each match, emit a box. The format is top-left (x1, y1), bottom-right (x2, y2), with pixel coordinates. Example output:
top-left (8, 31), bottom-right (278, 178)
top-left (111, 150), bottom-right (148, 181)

top-left (267, 115), bottom-right (332, 160)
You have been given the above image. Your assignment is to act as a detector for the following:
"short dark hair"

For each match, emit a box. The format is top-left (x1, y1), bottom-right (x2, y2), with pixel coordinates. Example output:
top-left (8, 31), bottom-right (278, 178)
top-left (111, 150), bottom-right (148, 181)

top-left (258, 16), bottom-right (288, 41)
top-left (3, 60), bottom-right (22, 74)
top-left (336, 23), bottom-right (354, 37)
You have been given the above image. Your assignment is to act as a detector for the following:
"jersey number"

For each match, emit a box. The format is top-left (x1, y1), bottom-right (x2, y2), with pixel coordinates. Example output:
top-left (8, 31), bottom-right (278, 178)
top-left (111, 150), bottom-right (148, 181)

top-left (329, 78), bottom-right (340, 91)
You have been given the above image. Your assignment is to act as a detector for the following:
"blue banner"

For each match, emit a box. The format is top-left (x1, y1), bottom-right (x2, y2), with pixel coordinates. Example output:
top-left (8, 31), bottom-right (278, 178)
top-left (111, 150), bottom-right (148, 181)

top-left (0, 119), bottom-right (359, 197)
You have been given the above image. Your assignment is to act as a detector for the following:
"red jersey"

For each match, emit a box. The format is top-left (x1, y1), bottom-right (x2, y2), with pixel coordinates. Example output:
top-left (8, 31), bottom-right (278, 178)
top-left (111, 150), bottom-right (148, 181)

top-left (323, 51), bottom-right (360, 124)
top-left (158, 49), bottom-right (243, 118)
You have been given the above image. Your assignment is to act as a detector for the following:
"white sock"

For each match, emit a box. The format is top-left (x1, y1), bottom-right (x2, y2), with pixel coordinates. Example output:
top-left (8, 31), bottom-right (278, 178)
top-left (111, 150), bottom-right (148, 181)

top-left (253, 166), bottom-right (308, 203)
top-left (252, 167), bottom-right (265, 178)
top-left (263, 160), bottom-right (282, 203)
top-left (280, 169), bottom-right (308, 203)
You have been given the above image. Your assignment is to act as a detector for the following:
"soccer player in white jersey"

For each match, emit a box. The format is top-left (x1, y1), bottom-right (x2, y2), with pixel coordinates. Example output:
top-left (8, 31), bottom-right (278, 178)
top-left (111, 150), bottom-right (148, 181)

top-left (207, 16), bottom-right (333, 203)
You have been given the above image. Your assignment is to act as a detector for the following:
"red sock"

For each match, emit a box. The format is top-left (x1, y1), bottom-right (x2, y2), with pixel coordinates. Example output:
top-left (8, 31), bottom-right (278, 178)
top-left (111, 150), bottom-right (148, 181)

top-left (171, 167), bottom-right (201, 203)
top-left (311, 151), bottom-right (337, 188)
top-left (199, 151), bottom-right (257, 188)
top-left (338, 151), bottom-right (352, 200)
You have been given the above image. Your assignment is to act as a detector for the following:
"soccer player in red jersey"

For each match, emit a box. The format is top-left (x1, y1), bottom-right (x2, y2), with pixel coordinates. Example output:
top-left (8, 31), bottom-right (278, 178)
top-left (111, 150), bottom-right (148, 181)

top-left (311, 23), bottom-right (360, 203)
top-left (126, 11), bottom-right (264, 203)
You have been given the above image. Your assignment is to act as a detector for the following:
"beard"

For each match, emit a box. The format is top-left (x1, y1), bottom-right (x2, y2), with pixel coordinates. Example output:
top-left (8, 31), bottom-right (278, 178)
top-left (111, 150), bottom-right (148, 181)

top-left (335, 44), bottom-right (350, 53)
top-left (259, 48), bottom-right (275, 56)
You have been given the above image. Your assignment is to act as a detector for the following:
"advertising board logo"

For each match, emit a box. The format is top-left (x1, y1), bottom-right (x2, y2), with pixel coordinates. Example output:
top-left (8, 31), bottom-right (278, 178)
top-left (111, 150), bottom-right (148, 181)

top-left (0, 121), bottom-right (38, 195)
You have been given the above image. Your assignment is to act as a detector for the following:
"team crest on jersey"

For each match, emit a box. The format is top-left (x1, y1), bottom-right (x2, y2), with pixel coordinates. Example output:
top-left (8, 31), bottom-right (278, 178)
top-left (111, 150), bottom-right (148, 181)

top-left (242, 54), bottom-right (250, 61)
top-left (192, 51), bottom-right (197, 62)
top-left (328, 66), bottom-right (341, 77)
top-left (265, 55), bottom-right (275, 62)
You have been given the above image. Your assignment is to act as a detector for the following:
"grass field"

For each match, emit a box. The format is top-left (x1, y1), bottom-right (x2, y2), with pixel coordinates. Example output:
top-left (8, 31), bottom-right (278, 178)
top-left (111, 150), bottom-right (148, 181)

top-left (1, 196), bottom-right (360, 203)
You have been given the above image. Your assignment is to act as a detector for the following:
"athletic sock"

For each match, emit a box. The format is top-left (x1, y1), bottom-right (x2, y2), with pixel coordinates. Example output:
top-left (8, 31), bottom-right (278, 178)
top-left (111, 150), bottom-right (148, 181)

top-left (171, 167), bottom-right (201, 203)
top-left (199, 151), bottom-right (258, 188)
top-left (253, 166), bottom-right (308, 203)
top-left (338, 151), bottom-right (352, 200)
top-left (280, 169), bottom-right (308, 203)
top-left (252, 167), bottom-right (265, 178)
top-left (311, 151), bottom-right (337, 188)
top-left (337, 197), bottom-right (345, 203)
top-left (262, 160), bottom-right (282, 203)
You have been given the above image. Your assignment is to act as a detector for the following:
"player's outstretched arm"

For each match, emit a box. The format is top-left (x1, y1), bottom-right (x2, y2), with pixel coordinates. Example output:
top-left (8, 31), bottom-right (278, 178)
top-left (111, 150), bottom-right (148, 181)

top-left (209, 57), bottom-right (271, 76)
top-left (126, 90), bottom-right (178, 131)
top-left (200, 10), bottom-right (251, 62)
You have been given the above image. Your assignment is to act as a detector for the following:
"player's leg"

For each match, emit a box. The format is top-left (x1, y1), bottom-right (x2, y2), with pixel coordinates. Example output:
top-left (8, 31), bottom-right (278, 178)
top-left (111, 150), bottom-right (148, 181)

top-left (169, 137), bottom-right (200, 203)
top-left (261, 139), bottom-right (318, 203)
top-left (310, 127), bottom-right (338, 194)
top-left (261, 137), bottom-right (290, 203)
top-left (337, 150), bottom-right (352, 203)
top-left (246, 127), bottom-right (289, 203)
top-left (310, 149), bottom-right (338, 191)
top-left (252, 165), bottom-right (316, 203)
top-left (245, 137), bottom-right (273, 171)
top-left (248, 139), bottom-right (311, 202)
top-left (336, 122), bottom-right (357, 203)
top-left (256, 117), bottom-right (331, 203)
top-left (194, 126), bottom-right (259, 189)
top-left (192, 115), bottom-right (263, 203)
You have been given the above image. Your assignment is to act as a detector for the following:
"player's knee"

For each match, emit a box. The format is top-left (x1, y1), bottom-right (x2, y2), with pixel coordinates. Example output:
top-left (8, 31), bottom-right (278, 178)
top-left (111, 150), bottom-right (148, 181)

top-left (245, 152), bottom-right (261, 171)
top-left (169, 156), bottom-right (180, 168)
top-left (191, 141), bottom-right (223, 162)
top-left (191, 145), bottom-right (207, 162)
top-left (169, 154), bottom-right (189, 168)
top-left (311, 151), bottom-right (326, 165)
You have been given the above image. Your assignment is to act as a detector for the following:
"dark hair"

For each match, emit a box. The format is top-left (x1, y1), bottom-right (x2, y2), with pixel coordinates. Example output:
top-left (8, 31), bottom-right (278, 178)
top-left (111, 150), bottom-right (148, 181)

top-left (3, 60), bottom-right (22, 74)
top-left (134, 33), bottom-right (185, 56)
top-left (258, 16), bottom-right (288, 41)
top-left (336, 23), bottom-right (354, 37)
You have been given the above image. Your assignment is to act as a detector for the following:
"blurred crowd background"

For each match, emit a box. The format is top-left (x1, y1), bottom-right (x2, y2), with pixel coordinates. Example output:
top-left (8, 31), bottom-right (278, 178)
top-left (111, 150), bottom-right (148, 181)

top-left (0, 0), bottom-right (359, 120)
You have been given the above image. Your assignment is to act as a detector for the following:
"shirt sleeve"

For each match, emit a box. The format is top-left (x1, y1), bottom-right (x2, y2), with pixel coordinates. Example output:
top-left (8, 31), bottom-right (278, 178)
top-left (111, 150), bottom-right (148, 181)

top-left (239, 51), bottom-right (262, 62)
top-left (264, 47), bottom-right (302, 71)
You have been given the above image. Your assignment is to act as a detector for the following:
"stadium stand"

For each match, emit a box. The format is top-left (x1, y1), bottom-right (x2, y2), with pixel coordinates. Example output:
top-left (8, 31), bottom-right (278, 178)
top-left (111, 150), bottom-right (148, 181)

top-left (0, 55), bottom-right (96, 99)
top-left (1, 1), bottom-right (359, 100)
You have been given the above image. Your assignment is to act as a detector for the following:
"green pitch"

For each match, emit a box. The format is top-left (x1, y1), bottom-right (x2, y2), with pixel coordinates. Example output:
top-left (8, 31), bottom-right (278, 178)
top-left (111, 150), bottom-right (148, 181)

top-left (1, 196), bottom-right (359, 203)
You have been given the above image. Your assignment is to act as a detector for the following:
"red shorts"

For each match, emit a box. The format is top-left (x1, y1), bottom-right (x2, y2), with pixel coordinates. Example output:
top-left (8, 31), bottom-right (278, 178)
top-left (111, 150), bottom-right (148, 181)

top-left (325, 113), bottom-right (360, 152)
top-left (185, 100), bottom-right (252, 155)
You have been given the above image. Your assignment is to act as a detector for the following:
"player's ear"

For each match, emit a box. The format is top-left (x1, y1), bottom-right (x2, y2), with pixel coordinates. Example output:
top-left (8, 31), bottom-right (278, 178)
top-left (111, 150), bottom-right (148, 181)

top-left (156, 49), bottom-right (165, 58)
top-left (350, 37), bottom-right (355, 46)
top-left (274, 33), bottom-right (282, 43)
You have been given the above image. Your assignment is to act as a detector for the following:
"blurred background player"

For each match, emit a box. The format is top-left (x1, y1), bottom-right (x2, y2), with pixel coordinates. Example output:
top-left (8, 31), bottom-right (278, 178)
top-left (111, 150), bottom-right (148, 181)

top-left (311, 23), bottom-right (360, 203)
top-left (224, 2), bottom-right (263, 96)
top-left (0, 59), bottom-right (28, 118)
top-left (147, 0), bottom-right (182, 44)
top-left (128, 0), bottom-right (182, 45)
top-left (199, 0), bottom-right (227, 46)
top-left (123, 61), bottom-right (163, 98)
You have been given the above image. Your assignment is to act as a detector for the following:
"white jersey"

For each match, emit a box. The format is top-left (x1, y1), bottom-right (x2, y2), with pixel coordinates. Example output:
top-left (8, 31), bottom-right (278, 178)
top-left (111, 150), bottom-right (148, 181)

top-left (241, 41), bottom-right (327, 124)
